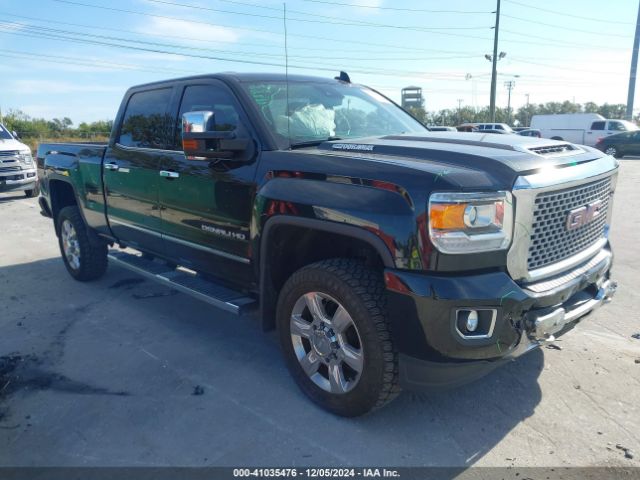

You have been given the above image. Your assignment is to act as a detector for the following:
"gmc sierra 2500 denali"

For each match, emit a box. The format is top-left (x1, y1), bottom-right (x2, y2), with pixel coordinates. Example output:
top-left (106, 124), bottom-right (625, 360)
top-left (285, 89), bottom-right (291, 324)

top-left (37, 73), bottom-right (618, 416)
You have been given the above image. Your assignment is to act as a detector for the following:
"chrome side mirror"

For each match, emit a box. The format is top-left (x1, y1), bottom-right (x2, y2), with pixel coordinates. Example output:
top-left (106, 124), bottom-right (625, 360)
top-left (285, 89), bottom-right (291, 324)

top-left (182, 111), bottom-right (215, 133)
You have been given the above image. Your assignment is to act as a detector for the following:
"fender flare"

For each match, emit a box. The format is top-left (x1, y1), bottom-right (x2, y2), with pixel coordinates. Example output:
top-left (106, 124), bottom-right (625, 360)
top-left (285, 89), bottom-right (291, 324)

top-left (258, 215), bottom-right (396, 330)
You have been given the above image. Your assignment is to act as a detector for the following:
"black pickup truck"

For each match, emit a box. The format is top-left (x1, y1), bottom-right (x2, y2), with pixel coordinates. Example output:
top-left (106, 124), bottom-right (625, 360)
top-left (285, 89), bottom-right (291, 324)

top-left (37, 73), bottom-right (618, 416)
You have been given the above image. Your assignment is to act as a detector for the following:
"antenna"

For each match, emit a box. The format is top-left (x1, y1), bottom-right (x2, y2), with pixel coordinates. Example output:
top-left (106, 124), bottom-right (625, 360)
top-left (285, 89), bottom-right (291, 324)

top-left (283, 2), bottom-right (291, 149)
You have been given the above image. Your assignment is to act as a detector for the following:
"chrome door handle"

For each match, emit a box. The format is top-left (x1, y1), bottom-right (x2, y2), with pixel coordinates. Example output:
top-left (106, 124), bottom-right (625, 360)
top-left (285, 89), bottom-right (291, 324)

top-left (104, 162), bottom-right (119, 171)
top-left (159, 170), bottom-right (180, 178)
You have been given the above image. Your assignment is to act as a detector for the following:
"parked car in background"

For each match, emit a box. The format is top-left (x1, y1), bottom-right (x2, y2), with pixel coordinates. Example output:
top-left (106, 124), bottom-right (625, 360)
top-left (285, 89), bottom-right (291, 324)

top-left (0, 123), bottom-right (38, 197)
top-left (517, 129), bottom-right (542, 138)
top-left (428, 126), bottom-right (457, 132)
top-left (456, 123), bottom-right (478, 132)
top-left (475, 123), bottom-right (514, 133)
top-left (480, 129), bottom-right (512, 134)
top-left (530, 113), bottom-right (638, 146)
top-left (595, 130), bottom-right (640, 158)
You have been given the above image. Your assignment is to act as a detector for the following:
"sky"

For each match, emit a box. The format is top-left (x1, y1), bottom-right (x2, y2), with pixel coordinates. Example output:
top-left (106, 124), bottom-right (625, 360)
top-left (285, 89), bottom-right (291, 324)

top-left (0, 0), bottom-right (638, 124)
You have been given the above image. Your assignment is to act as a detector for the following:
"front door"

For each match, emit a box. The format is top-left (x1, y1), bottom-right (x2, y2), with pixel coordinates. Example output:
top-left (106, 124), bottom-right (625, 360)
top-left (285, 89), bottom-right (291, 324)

top-left (159, 81), bottom-right (259, 285)
top-left (104, 87), bottom-right (175, 255)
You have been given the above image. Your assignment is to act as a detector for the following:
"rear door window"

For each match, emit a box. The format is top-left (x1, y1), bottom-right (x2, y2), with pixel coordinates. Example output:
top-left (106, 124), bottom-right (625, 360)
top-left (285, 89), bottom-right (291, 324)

top-left (118, 88), bottom-right (173, 149)
top-left (591, 121), bottom-right (605, 130)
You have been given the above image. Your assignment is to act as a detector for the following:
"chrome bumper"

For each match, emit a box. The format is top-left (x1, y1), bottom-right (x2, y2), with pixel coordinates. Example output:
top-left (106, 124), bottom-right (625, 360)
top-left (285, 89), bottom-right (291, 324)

top-left (531, 279), bottom-right (617, 341)
top-left (0, 168), bottom-right (37, 185)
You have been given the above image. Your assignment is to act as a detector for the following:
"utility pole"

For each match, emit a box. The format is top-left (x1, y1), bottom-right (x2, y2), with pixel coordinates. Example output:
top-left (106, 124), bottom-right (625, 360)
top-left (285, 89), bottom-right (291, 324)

top-left (626, 0), bottom-right (640, 120)
top-left (504, 80), bottom-right (515, 125)
top-left (525, 93), bottom-right (530, 126)
top-left (457, 98), bottom-right (463, 124)
top-left (489, 0), bottom-right (501, 123)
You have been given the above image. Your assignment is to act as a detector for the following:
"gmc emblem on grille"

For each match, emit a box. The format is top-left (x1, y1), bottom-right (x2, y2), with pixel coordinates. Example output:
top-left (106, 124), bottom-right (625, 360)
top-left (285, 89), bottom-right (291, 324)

top-left (566, 200), bottom-right (604, 231)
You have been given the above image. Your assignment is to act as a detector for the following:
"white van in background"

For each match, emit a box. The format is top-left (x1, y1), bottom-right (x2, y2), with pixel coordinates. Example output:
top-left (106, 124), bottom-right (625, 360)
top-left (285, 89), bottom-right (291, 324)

top-left (530, 113), bottom-right (638, 146)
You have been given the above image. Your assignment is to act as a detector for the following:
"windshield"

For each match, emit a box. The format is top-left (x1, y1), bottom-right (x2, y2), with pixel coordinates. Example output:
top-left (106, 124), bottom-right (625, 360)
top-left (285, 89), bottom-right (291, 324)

top-left (0, 124), bottom-right (14, 140)
top-left (241, 80), bottom-right (427, 148)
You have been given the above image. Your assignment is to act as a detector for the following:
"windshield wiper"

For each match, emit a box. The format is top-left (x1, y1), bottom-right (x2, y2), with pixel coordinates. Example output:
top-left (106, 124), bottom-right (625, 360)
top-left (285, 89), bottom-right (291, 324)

top-left (289, 136), bottom-right (342, 149)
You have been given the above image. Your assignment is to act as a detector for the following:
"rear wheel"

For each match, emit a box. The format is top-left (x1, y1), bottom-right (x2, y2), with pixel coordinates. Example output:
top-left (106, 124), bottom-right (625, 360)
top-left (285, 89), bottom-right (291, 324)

top-left (277, 259), bottom-right (400, 417)
top-left (604, 146), bottom-right (622, 158)
top-left (550, 136), bottom-right (563, 141)
top-left (57, 206), bottom-right (108, 281)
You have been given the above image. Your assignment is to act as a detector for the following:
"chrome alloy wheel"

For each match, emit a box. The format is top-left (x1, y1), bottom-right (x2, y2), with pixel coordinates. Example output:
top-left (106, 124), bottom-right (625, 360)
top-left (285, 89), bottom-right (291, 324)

top-left (61, 219), bottom-right (81, 270)
top-left (604, 146), bottom-right (617, 156)
top-left (290, 292), bottom-right (364, 394)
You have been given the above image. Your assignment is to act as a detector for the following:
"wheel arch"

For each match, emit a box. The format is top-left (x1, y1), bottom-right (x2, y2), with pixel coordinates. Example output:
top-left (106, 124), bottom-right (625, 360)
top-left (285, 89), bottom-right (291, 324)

top-left (49, 179), bottom-right (79, 236)
top-left (258, 216), bottom-right (395, 331)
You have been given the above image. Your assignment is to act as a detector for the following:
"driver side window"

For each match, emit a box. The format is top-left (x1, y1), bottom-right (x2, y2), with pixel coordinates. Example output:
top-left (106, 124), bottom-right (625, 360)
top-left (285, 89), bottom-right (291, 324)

top-left (172, 84), bottom-right (246, 150)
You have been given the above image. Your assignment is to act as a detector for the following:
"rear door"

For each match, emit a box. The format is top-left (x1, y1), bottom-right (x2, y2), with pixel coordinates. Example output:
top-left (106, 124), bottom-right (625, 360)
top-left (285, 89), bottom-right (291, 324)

top-left (158, 80), bottom-right (259, 285)
top-left (103, 87), bottom-right (174, 255)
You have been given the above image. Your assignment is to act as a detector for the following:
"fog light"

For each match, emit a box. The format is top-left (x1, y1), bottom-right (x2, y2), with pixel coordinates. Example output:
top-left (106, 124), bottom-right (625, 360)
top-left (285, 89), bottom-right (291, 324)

top-left (466, 310), bottom-right (479, 332)
top-left (455, 308), bottom-right (498, 339)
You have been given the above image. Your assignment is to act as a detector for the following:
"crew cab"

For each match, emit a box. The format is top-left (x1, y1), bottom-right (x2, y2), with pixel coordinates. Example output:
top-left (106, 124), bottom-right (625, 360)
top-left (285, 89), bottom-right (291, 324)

top-left (0, 123), bottom-right (38, 197)
top-left (37, 73), bottom-right (618, 416)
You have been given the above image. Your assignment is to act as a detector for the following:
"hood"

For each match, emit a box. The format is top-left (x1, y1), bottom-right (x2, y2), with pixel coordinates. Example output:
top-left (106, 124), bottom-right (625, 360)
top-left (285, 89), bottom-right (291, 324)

top-left (0, 138), bottom-right (30, 152)
top-left (313, 132), bottom-right (604, 177)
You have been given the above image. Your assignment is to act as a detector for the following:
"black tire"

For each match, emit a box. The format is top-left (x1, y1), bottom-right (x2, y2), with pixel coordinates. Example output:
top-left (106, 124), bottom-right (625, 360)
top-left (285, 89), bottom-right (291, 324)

top-left (276, 258), bottom-right (400, 417)
top-left (56, 206), bottom-right (108, 281)
top-left (550, 136), bottom-right (563, 141)
top-left (24, 186), bottom-right (39, 198)
top-left (604, 146), bottom-right (622, 158)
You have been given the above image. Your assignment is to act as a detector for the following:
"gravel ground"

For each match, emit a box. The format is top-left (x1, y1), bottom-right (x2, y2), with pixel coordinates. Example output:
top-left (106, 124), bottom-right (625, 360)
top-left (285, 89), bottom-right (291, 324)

top-left (0, 161), bottom-right (639, 468)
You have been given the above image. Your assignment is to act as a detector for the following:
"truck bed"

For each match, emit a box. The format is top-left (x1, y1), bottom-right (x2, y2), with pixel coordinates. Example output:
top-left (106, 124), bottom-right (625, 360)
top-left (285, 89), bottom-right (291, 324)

top-left (37, 142), bottom-right (109, 233)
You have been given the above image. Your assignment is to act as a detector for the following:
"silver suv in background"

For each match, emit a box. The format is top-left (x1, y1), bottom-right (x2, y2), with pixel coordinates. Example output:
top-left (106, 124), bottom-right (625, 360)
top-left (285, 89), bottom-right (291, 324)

top-left (0, 123), bottom-right (38, 198)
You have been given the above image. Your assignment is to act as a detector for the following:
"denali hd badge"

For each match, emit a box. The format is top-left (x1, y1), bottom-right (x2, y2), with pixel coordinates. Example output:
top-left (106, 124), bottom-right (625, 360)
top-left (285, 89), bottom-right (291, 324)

top-left (566, 200), bottom-right (603, 231)
top-left (331, 143), bottom-right (374, 152)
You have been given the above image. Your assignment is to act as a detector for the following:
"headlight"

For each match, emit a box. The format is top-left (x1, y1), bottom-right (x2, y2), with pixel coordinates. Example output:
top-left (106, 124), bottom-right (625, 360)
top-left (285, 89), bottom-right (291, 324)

top-left (17, 149), bottom-right (33, 166)
top-left (428, 191), bottom-right (513, 254)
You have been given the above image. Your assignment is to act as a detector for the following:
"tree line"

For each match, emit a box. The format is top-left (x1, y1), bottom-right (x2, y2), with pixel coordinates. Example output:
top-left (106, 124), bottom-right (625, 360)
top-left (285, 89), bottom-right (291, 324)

top-left (0, 109), bottom-right (113, 140)
top-left (405, 101), bottom-right (634, 127)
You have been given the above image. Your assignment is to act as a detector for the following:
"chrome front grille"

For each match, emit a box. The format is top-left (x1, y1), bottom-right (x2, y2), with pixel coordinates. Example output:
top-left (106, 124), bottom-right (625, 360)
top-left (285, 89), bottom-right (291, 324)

top-left (528, 177), bottom-right (611, 271)
top-left (0, 150), bottom-right (19, 157)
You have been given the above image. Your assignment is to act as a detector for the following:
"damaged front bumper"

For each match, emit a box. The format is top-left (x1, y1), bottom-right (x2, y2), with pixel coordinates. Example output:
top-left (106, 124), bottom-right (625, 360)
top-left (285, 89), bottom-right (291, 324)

top-left (384, 247), bottom-right (616, 391)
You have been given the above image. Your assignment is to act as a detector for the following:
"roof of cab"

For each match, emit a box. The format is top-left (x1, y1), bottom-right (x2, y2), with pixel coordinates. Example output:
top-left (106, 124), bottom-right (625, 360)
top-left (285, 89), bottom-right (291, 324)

top-left (128, 72), bottom-right (343, 91)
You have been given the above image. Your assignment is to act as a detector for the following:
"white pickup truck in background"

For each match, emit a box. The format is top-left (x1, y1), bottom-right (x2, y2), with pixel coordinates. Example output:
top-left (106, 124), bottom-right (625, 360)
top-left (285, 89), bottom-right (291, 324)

top-left (530, 113), bottom-right (638, 146)
top-left (0, 123), bottom-right (38, 198)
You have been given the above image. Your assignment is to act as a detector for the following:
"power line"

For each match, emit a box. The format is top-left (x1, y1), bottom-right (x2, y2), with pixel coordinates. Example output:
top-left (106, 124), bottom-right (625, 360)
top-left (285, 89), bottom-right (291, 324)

top-left (50, 0), bottom-right (493, 41)
top-left (501, 13), bottom-right (633, 38)
top-left (300, 0), bottom-right (491, 14)
top-left (0, 27), bottom-right (473, 80)
top-left (0, 19), bottom-right (483, 63)
top-left (503, 0), bottom-right (634, 25)
top-left (143, 0), bottom-right (491, 30)
top-left (0, 12), bottom-right (488, 56)
top-left (500, 29), bottom-right (630, 51)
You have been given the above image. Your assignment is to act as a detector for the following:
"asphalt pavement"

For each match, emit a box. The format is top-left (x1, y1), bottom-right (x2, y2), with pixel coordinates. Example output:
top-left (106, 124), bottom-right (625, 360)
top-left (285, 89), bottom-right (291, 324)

top-left (0, 160), bottom-right (639, 468)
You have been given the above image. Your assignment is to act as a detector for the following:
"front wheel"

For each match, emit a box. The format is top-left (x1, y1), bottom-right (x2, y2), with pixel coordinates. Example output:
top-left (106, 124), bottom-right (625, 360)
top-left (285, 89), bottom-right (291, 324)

top-left (57, 206), bottom-right (108, 281)
top-left (24, 186), bottom-right (39, 198)
top-left (277, 259), bottom-right (400, 417)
